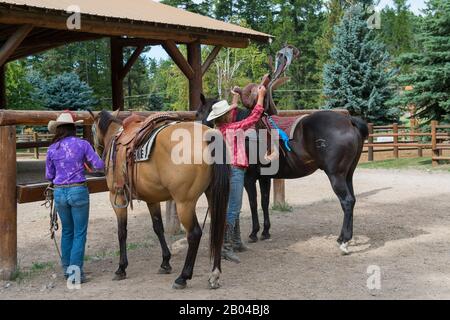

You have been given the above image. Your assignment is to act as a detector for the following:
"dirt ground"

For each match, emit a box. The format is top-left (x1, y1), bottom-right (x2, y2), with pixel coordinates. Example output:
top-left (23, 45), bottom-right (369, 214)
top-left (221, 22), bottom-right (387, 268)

top-left (1, 167), bottom-right (450, 300)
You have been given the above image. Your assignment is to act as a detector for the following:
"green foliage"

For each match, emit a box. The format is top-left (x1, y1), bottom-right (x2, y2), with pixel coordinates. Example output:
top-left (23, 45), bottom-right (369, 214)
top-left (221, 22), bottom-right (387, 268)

top-left (388, 0), bottom-right (450, 123)
top-left (323, 5), bottom-right (399, 124)
top-left (5, 61), bottom-right (41, 109)
top-left (34, 72), bottom-right (97, 111)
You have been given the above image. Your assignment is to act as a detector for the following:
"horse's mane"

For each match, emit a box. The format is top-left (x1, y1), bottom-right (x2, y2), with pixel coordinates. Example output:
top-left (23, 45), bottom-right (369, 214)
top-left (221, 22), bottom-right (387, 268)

top-left (98, 110), bottom-right (122, 135)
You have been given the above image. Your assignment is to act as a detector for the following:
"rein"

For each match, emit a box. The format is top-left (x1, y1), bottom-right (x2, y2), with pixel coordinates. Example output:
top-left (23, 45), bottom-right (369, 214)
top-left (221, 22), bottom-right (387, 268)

top-left (42, 185), bottom-right (62, 259)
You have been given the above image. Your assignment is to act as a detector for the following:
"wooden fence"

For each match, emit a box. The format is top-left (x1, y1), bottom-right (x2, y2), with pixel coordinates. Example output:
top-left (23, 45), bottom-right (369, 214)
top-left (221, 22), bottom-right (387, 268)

top-left (365, 121), bottom-right (450, 166)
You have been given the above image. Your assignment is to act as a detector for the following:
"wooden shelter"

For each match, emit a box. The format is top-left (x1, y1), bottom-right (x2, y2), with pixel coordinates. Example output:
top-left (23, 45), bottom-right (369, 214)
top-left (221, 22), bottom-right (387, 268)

top-left (0, 0), bottom-right (272, 110)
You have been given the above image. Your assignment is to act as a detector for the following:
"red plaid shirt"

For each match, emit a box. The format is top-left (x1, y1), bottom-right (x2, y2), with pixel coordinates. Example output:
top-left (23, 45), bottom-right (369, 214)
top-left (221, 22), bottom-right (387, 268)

top-left (218, 104), bottom-right (264, 168)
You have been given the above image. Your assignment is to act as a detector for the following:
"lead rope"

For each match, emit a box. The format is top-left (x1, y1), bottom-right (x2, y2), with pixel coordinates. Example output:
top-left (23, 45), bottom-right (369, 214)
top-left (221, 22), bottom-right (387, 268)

top-left (42, 185), bottom-right (62, 259)
top-left (202, 208), bottom-right (209, 231)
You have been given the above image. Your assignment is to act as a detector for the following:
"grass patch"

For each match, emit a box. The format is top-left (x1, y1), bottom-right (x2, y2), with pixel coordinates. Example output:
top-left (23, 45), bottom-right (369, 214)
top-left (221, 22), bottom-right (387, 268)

top-left (359, 157), bottom-right (450, 172)
top-left (271, 201), bottom-right (293, 212)
top-left (9, 261), bottom-right (56, 283)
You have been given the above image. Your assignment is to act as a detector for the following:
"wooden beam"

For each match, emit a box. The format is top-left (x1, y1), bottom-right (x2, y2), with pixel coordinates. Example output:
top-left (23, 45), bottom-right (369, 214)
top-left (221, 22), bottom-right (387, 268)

top-left (111, 37), bottom-right (124, 111)
top-left (0, 109), bottom-right (349, 127)
top-left (0, 24), bottom-right (33, 66)
top-left (187, 41), bottom-right (203, 111)
top-left (115, 38), bottom-right (162, 48)
top-left (0, 126), bottom-right (17, 280)
top-left (162, 41), bottom-right (194, 80)
top-left (120, 45), bottom-right (145, 80)
top-left (0, 65), bottom-right (5, 109)
top-left (0, 8), bottom-right (254, 49)
top-left (202, 46), bottom-right (222, 76)
top-left (17, 177), bottom-right (108, 204)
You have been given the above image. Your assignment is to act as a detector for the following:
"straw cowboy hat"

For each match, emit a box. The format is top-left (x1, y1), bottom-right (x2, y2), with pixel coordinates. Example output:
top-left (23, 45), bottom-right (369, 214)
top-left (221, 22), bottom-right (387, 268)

top-left (206, 100), bottom-right (233, 122)
top-left (48, 112), bottom-right (83, 133)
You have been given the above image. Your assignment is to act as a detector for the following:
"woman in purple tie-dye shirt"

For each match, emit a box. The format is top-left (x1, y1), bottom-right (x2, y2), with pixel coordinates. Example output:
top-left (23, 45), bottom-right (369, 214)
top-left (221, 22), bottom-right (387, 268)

top-left (46, 112), bottom-right (104, 282)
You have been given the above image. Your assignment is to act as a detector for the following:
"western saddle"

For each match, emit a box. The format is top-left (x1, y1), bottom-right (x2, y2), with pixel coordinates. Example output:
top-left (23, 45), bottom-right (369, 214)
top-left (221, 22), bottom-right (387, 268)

top-left (109, 112), bottom-right (180, 209)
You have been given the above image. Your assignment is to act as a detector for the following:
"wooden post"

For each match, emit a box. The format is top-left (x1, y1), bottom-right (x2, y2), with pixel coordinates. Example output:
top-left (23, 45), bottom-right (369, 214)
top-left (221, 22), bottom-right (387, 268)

top-left (0, 64), bottom-right (5, 109)
top-left (273, 179), bottom-right (285, 206)
top-left (0, 126), bottom-right (17, 280)
top-left (165, 201), bottom-right (181, 235)
top-left (187, 41), bottom-right (203, 111)
top-left (33, 131), bottom-right (39, 159)
top-left (83, 125), bottom-right (93, 145)
top-left (368, 123), bottom-right (374, 162)
top-left (431, 120), bottom-right (438, 167)
top-left (393, 123), bottom-right (399, 159)
top-left (111, 37), bottom-right (124, 111)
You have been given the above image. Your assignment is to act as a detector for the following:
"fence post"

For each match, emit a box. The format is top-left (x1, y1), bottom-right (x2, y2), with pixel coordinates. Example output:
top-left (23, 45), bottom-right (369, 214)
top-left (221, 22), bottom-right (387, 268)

top-left (165, 200), bottom-right (181, 235)
top-left (0, 126), bottom-right (17, 280)
top-left (393, 123), bottom-right (399, 159)
top-left (273, 179), bottom-right (285, 206)
top-left (431, 120), bottom-right (438, 167)
top-left (33, 132), bottom-right (39, 159)
top-left (368, 123), bottom-right (374, 162)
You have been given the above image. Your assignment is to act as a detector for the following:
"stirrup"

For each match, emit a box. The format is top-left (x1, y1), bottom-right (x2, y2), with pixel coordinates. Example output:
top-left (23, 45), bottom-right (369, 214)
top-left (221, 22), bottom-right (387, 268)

top-left (113, 188), bottom-right (129, 209)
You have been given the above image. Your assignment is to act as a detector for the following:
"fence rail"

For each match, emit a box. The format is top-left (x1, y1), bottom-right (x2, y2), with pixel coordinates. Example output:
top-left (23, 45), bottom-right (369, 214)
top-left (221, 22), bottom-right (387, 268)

top-left (366, 121), bottom-right (450, 166)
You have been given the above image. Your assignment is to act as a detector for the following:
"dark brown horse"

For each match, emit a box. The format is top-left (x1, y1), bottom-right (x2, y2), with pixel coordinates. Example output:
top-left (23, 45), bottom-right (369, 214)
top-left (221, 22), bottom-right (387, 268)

top-left (196, 90), bottom-right (368, 254)
top-left (90, 110), bottom-right (230, 289)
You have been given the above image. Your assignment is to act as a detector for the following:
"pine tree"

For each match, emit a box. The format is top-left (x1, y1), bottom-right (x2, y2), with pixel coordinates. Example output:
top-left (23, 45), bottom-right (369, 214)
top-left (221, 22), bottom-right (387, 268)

top-left (388, 0), bottom-right (450, 123)
top-left (323, 4), bottom-right (399, 123)
top-left (33, 73), bottom-right (97, 111)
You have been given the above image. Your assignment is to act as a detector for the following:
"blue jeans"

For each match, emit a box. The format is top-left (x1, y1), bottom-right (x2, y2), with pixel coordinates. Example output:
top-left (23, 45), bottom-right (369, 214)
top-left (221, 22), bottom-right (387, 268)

top-left (54, 185), bottom-right (90, 276)
top-left (226, 166), bottom-right (246, 226)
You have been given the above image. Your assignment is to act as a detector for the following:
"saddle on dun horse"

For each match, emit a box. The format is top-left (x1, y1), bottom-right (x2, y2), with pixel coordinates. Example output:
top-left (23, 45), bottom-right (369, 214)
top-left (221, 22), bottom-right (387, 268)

top-left (109, 112), bottom-right (180, 209)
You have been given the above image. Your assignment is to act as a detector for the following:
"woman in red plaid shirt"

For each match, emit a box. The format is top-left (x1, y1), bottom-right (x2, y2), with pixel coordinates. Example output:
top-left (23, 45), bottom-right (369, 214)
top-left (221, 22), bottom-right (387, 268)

top-left (206, 85), bottom-right (266, 263)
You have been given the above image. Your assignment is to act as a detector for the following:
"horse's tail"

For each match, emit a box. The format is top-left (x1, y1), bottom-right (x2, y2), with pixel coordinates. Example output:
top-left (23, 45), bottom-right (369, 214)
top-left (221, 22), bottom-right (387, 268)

top-left (351, 116), bottom-right (369, 140)
top-left (208, 135), bottom-right (230, 269)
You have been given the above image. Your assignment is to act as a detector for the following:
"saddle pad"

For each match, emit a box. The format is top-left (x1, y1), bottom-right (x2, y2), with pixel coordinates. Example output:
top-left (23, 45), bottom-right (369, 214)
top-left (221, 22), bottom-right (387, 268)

top-left (268, 115), bottom-right (308, 139)
top-left (134, 121), bottom-right (179, 162)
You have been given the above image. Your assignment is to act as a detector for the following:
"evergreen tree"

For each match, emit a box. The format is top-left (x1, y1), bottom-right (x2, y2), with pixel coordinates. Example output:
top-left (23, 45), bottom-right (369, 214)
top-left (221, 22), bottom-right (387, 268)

top-left (213, 0), bottom-right (237, 21)
top-left (379, 0), bottom-right (415, 58)
top-left (323, 5), bottom-right (399, 123)
top-left (388, 0), bottom-right (450, 123)
top-left (161, 0), bottom-right (211, 15)
top-left (5, 61), bottom-right (40, 109)
top-left (34, 73), bottom-right (97, 111)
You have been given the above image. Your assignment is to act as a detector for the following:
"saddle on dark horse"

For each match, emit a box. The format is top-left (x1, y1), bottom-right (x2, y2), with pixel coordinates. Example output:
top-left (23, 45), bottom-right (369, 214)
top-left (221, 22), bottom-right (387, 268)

top-left (109, 112), bottom-right (180, 209)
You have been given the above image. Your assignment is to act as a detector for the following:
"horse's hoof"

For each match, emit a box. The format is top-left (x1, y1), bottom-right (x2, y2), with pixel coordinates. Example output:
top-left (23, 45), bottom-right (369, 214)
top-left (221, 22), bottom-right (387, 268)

top-left (260, 233), bottom-right (271, 241)
top-left (208, 268), bottom-right (221, 290)
top-left (172, 281), bottom-right (187, 290)
top-left (209, 281), bottom-right (221, 290)
top-left (248, 235), bottom-right (258, 243)
top-left (339, 242), bottom-right (350, 255)
top-left (158, 266), bottom-right (172, 274)
top-left (113, 273), bottom-right (126, 281)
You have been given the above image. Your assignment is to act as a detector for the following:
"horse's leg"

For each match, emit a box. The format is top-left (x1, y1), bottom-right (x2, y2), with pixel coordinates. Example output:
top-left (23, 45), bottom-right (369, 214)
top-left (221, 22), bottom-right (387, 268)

top-left (110, 193), bottom-right (129, 281)
top-left (173, 202), bottom-right (202, 290)
top-left (259, 177), bottom-right (272, 240)
top-left (327, 173), bottom-right (355, 255)
top-left (245, 174), bottom-right (260, 243)
top-left (147, 202), bottom-right (172, 274)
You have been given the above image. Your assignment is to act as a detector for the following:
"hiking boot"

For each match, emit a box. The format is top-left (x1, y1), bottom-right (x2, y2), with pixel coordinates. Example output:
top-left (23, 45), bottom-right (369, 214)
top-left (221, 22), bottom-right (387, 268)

top-left (221, 223), bottom-right (240, 264)
top-left (232, 219), bottom-right (249, 252)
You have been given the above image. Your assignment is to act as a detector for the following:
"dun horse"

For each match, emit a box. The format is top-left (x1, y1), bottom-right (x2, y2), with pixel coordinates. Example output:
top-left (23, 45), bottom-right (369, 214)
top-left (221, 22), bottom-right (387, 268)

top-left (197, 85), bottom-right (368, 254)
top-left (90, 110), bottom-right (229, 289)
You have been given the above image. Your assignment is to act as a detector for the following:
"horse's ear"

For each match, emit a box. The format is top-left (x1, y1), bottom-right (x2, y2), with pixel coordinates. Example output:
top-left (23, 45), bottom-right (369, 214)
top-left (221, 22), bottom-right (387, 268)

top-left (112, 109), bottom-right (120, 118)
top-left (200, 93), bottom-right (206, 106)
top-left (87, 109), bottom-right (95, 120)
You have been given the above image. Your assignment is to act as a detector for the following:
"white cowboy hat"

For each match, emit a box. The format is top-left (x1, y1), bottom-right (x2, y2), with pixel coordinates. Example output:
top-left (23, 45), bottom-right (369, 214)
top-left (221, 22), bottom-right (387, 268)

top-left (206, 100), bottom-right (233, 122)
top-left (48, 112), bottom-right (83, 133)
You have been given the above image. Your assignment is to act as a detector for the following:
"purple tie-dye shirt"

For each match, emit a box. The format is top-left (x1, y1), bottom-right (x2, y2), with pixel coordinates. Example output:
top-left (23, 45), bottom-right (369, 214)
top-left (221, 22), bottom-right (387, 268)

top-left (46, 136), bottom-right (104, 185)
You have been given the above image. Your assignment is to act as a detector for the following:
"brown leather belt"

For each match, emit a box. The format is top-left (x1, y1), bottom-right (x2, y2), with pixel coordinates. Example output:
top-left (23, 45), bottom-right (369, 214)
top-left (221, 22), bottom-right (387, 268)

top-left (54, 182), bottom-right (87, 188)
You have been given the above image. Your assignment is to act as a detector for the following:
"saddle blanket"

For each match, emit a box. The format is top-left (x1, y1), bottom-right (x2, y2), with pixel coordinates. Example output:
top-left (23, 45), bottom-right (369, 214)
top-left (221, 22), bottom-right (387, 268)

top-left (265, 115), bottom-right (307, 140)
top-left (134, 121), bottom-right (178, 162)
